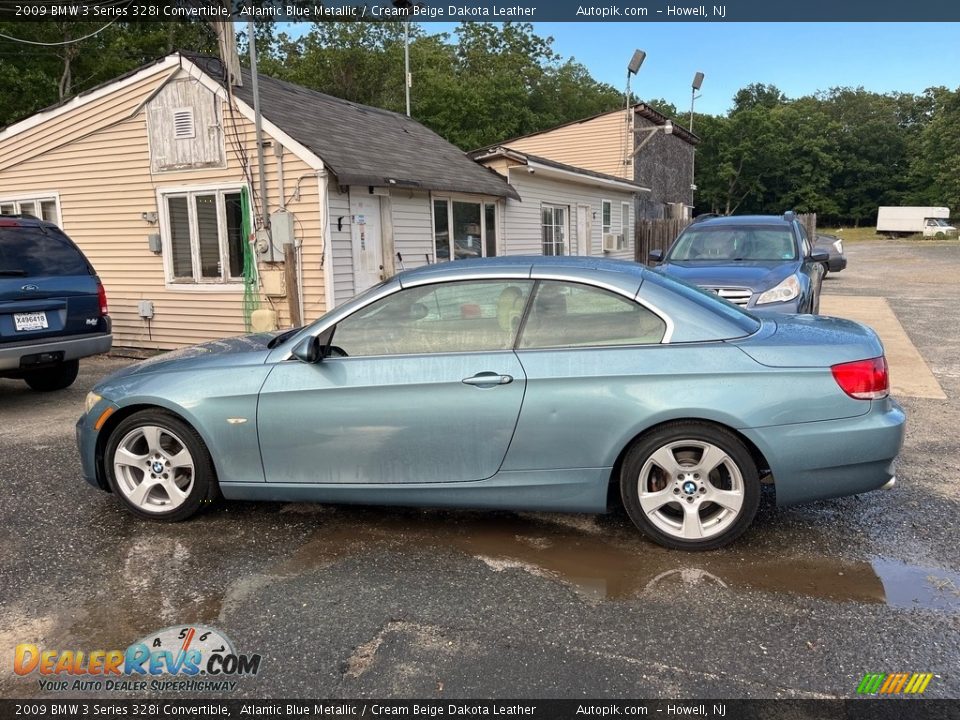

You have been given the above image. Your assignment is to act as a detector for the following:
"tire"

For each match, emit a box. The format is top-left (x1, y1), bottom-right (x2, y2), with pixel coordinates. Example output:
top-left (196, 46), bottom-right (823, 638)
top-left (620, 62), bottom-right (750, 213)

top-left (104, 409), bottom-right (219, 522)
top-left (23, 359), bottom-right (79, 392)
top-left (620, 422), bottom-right (760, 550)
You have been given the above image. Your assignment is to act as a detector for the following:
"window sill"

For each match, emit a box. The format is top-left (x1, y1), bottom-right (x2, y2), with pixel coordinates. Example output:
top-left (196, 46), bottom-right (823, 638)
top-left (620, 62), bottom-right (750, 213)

top-left (164, 282), bottom-right (246, 293)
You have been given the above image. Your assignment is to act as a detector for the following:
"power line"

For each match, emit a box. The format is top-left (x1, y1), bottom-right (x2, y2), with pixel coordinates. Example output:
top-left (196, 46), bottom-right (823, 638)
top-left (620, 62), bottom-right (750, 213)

top-left (0, 19), bottom-right (121, 47)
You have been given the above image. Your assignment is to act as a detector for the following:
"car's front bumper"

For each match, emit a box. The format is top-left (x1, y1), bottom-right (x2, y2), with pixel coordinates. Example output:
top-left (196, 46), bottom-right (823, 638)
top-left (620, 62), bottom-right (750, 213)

top-left (76, 403), bottom-right (114, 491)
top-left (742, 396), bottom-right (906, 506)
top-left (829, 255), bottom-right (848, 272)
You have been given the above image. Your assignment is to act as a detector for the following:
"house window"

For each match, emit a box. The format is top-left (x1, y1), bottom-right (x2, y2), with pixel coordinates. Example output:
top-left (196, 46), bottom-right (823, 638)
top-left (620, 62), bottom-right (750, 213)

top-left (161, 187), bottom-right (246, 285)
top-left (433, 198), bottom-right (498, 262)
top-left (601, 200), bottom-right (612, 235)
top-left (621, 201), bottom-right (631, 242)
top-left (172, 108), bottom-right (195, 139)
top-left (541, 205), bottom-right (568, 256)
top-left (0, 195), bottom-right (60, 225)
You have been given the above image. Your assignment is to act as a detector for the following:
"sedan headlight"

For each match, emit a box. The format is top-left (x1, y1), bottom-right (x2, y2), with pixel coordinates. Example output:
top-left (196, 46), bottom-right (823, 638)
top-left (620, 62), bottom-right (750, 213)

top-left (833, 239), bottom-right (843, 253)
top-left (756, 275), bottom-right (801, 305)
top-left (85, 392), bottom-right (102, 414)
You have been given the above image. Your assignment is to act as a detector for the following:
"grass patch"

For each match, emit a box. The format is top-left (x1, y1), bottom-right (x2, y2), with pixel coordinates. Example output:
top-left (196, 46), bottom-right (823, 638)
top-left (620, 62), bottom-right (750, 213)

top-left (819, 227), bottom-right (884, 243)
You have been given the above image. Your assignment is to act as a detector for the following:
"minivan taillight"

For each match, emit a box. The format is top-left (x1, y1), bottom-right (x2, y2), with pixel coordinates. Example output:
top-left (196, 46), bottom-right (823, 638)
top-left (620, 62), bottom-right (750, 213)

top-left (97, 281), bottom-right (108, 316)
top-left (831, 356), bottom-right (889, 400)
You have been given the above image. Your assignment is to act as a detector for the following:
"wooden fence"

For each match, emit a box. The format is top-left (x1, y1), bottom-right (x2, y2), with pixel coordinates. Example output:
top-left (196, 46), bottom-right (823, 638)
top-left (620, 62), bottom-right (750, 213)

top-left (635, 217), bottom-right (690, 264)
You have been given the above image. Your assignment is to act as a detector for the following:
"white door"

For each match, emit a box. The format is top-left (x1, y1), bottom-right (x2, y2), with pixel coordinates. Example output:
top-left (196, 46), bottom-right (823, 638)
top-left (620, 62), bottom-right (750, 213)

top-left (349, 192), bottom-right (384, 294)
top-left (577, 204), bottom-right (593, 255)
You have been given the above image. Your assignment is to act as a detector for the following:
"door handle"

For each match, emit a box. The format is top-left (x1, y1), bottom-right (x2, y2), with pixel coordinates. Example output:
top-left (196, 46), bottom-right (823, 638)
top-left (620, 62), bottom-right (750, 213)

top-left (462, 373), bottom-right (513, 387)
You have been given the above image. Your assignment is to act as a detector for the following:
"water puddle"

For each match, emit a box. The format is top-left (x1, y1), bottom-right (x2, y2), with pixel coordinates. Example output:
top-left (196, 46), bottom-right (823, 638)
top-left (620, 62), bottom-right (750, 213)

top-left (278, 508), bottom-right (960, 611)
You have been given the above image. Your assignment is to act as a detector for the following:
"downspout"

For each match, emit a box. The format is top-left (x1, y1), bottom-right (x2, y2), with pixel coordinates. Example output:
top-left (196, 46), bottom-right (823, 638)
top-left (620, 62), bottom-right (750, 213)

top-left (317, 169), bottom-right (335, 311)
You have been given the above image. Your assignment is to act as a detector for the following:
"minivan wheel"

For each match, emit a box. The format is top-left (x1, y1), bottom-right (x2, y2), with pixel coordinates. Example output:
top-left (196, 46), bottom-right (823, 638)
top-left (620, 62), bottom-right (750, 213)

top-left (104, 410), bottom-right (218, 522)
top-left (620, 423), bottom-right (760, 550)
top-left (23, 359), bottom-right (79, 391)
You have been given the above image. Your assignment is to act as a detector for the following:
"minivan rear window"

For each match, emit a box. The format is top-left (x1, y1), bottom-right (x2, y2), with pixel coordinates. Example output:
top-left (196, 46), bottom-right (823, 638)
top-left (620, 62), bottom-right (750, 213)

top-left (0, 226), bottom-right (91, 277)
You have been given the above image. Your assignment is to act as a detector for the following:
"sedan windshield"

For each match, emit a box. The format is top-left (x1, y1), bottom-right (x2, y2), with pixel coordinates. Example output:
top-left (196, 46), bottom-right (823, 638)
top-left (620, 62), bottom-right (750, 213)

top-left (668, 226), bottom-right (797, 262)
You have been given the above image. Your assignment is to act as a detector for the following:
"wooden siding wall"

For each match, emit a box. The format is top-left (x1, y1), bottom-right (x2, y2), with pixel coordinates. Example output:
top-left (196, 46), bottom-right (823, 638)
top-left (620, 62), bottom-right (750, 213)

top-left (505, 170), bottom-right (635, 260)
top-left (0, 66), bottom-right (326, 350)
top-left (328, 186), bottom-right (355, 305)
top-left (391, 190), bottom-right (433, 271)
top-left (505, 110), bottom-right (633, 181)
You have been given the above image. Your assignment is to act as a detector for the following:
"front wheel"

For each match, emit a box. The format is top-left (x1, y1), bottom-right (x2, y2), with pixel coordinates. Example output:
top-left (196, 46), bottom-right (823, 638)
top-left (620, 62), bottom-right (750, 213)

top-left (104, 410), bottom-right (218, 521)
top-left (620, 423), bottom-right (760, 550)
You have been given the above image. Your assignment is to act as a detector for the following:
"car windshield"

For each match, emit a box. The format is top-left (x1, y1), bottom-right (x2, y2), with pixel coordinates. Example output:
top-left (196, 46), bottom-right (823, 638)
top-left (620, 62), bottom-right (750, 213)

top-left (935, 219), bottom-right (952, 227)
top-left (667, 226), bottom-right (798, 262)
top-left (0, 225), bottom-right (91, 276)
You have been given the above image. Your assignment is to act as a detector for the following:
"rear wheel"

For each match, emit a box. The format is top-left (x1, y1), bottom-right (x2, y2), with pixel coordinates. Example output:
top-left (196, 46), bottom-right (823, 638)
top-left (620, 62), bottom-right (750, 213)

top-left (104, 410), bottom-right (218, 521)
top-left (620, 423), bottom-right (760, 550)
top-left (23, 359), bottom-right (79, 391)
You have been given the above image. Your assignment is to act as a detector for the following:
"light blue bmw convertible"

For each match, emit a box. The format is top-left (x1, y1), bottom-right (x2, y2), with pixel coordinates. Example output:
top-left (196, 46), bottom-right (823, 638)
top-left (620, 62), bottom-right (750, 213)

top-left (77, 257), bottom-right (905, 550)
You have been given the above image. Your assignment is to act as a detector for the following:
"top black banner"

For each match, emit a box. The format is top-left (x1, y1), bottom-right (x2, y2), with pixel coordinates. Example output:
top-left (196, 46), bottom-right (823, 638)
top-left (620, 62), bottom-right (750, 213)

top-left (1, 0), bottom-right (960, 22)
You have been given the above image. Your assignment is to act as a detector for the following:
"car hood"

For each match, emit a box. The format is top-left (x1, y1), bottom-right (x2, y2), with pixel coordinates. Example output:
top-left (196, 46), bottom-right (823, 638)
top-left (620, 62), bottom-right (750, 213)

top-left (98, 332), bottom-right (280, 384)
top-left (656, 261), bottom-right (795, 291)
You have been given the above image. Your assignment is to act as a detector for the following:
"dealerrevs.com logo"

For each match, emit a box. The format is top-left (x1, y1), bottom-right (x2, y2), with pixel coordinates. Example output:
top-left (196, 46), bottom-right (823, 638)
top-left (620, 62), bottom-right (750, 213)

top-left (14, 625), bottom-right (261, 693)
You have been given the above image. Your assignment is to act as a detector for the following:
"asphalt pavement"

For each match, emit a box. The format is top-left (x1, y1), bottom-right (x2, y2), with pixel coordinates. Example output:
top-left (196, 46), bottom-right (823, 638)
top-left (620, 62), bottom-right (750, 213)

top-left (1, 238), bottom-right (958, 700)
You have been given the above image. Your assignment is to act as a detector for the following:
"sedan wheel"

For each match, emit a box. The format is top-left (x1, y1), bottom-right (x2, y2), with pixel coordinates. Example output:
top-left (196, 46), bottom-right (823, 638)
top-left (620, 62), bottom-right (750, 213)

top-left (621, 423), bottom-right (760, 550)
top-left (105, 410), bottom-right (217, 521)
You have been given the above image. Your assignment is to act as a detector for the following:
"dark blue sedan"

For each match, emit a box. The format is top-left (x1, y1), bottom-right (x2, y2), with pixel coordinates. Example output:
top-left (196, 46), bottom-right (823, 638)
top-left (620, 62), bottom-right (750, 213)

top-left (649, 213), bottom-right (828, 314)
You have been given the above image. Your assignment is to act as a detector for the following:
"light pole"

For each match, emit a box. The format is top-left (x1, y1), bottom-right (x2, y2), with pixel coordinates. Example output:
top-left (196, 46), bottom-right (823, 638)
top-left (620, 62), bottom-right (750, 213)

top-left (624, 50), bottom-right (645, 171)
top-left (689, 71), bottom-right (704, 210)
top-left (393, 0), bottom-right (413, 116)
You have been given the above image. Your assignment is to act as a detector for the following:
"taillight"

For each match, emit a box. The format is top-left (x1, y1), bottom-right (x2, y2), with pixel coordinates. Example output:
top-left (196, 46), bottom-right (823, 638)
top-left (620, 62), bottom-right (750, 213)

top-left (831, 356), bottom-right (889, 400)
top-left (97, 281), bottom-right (108, 316)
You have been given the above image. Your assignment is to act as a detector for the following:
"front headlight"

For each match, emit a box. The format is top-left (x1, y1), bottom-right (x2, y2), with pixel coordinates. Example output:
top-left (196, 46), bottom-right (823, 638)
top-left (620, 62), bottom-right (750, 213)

top-left (85, 392), bottom-right (102, 414)
top-left (756, 275), bottom-right (801, 305)
top-left (834, 239), bottom-right (843, 253)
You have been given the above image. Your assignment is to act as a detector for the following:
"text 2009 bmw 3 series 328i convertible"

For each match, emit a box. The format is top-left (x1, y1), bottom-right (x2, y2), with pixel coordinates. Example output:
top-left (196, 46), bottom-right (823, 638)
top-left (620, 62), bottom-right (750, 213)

top-left (77, 257), bottom-right (904, 550)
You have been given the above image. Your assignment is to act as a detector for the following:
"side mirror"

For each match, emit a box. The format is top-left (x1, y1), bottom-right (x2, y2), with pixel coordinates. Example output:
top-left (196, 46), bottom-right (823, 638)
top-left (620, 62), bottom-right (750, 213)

top-left (810, 249), bottom-right (830, 263)
top-left (292, 327), bottom-right (334, 364)
top-left (292, 336), bottom-right (322, 364)
top-left (648, 249), bottom-right (664, 263)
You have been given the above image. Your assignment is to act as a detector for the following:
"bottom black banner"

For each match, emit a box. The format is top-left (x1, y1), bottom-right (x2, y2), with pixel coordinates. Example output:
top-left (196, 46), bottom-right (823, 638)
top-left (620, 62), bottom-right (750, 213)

top-left (1, 699), bottom-right (959, 720)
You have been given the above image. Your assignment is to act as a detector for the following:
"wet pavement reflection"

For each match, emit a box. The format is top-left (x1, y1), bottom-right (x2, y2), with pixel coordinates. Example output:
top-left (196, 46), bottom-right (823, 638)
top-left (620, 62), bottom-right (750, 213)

top-left (272, 507), bottom-right (960, 610)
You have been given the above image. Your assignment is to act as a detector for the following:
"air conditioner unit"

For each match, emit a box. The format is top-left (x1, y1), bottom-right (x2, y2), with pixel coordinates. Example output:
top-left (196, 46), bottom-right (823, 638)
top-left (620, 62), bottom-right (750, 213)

top-left (603, 233), bottom-right (626, 252)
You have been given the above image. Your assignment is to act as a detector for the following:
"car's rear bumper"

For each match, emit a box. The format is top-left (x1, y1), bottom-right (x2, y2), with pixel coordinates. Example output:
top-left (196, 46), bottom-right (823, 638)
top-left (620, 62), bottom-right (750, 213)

top-left (0, 331), bottom-right (112, 371)
top-left (742, 397), bottom-right (906, 506)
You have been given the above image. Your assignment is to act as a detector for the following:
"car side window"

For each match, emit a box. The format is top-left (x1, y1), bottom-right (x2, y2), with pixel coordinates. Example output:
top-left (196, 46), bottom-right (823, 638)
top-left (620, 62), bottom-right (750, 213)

top-left (332, 280), bottom-right (533, 357)
top-left (518, 281), bottom-right (666, 349)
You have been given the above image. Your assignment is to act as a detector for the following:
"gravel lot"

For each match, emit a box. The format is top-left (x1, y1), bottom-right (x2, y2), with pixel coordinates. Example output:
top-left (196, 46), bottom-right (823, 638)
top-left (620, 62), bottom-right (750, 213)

top-left (1, 238), bottom-right (958, 700)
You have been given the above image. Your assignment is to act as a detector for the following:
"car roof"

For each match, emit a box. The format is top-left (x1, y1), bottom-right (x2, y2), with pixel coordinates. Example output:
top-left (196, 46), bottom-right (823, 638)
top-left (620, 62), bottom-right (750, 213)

top-left (0, 214), bottom-right (55, 229)
top-left (689, 214), bottom-right (793, 228)
top-left (397, 255), bottom-right (649, 283)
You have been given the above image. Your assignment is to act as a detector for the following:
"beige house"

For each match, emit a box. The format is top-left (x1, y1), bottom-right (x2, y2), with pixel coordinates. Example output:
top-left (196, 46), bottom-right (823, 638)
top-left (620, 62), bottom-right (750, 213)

top-left (0, 53), bottom-right (514, 350)
top-left (479, 104), bottom-right (699, 219)
top-left (472, 147), bottom-right (648, 259)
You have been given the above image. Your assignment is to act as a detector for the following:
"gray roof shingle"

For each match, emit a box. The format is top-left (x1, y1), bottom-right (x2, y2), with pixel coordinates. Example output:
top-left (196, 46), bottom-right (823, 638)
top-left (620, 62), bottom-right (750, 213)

top-left (190, 55), bottom-right (518, 199)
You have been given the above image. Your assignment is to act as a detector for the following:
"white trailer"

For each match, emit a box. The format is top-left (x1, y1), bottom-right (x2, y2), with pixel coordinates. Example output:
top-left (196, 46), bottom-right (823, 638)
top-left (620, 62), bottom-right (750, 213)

top-left (876, 206), bottom-right (957, 237)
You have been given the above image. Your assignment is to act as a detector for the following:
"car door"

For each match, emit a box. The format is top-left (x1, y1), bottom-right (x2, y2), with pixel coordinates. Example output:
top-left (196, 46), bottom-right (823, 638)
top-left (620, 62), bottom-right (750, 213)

top-left (796, 224), bottom-right (824, 311)
top-left (256, 279), bottom-right (532, 485)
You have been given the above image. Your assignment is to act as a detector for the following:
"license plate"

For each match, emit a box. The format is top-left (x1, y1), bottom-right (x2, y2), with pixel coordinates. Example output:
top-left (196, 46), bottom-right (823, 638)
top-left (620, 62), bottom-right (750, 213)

top-left (14, 312), bottom-right (48, 331)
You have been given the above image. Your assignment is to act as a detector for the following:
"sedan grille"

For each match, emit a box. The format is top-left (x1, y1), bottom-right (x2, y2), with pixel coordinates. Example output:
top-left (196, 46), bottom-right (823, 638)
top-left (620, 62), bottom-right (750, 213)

top-left (704, 287), bottom-right (752, 306)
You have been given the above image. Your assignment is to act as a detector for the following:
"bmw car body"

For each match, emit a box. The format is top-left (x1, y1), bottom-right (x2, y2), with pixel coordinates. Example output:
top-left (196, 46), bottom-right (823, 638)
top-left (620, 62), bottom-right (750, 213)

top-left (77, 256), bottom-right (904, 549)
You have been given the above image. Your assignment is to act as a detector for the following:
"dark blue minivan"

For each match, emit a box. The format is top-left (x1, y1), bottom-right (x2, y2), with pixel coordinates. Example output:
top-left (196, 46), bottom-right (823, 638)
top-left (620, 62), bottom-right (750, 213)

top-left (0, 215), bottom-right (111, 391)
top-left (649, 213), bottom-right (828, 314)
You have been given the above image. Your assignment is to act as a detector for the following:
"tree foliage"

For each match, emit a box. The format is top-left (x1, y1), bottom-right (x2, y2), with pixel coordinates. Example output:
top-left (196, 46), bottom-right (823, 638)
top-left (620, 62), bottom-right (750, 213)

top-left (1, 21), bottom-right (958, 223)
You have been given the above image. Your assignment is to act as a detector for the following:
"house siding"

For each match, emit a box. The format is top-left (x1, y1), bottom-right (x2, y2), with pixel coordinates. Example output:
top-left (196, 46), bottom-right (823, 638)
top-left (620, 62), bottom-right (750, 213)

top-left (633, 114), bottom-right (695, 219)
top-left (391, 190), bottom-right (434, 271)
top-left (504, 110), bottom-right (633, 181)
top-left (0, 66), bottom-right (326, 350)
top-left (328, 186), bottom-right (355, 304)
top-left (503, 169), bottom-right (635, 260)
